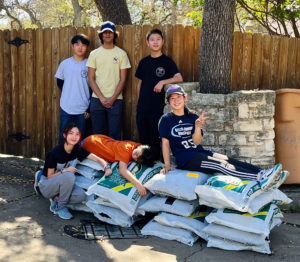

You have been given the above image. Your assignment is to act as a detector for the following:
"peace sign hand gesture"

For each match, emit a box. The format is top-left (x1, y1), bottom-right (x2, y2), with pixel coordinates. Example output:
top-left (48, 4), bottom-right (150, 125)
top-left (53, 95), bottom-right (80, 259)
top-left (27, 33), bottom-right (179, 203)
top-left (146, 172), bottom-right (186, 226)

top-left (195, 111), bottom-right (209, 128)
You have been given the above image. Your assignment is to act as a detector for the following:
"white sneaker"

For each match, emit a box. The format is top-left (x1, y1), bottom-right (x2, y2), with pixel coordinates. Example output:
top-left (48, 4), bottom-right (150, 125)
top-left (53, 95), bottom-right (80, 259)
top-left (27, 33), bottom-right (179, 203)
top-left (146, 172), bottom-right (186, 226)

top-left (257, 164), bottom-right (282, 191)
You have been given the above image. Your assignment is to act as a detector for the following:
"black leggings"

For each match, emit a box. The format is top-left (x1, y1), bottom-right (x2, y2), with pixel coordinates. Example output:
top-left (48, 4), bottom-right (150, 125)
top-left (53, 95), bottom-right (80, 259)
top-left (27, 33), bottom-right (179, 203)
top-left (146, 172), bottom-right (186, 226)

top-left (181, 153), bottom-right (261, 181)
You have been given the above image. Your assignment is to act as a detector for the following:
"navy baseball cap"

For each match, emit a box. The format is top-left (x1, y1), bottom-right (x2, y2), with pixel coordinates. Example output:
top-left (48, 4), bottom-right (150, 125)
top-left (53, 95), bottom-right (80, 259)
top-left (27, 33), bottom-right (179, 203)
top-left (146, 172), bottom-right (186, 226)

top-left (99, 21), bottom-right (116, 33)
top-left (166, 85), bottom-right (185, 99)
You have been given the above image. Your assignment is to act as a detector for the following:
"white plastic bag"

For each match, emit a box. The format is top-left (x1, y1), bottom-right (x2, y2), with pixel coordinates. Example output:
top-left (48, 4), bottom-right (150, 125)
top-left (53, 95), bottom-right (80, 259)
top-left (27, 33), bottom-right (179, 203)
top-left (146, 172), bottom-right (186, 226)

top-left (86, 200), bottom-right (137, 227)
top-left (76, 164), bottom-right (104, 180)
top-left (207, 236), bottom-right (271, 254)
top-left (139, 195), bottom-right (198, 217)
top-left (77, 158), bottom-right (105, 171)
top-left (154, 206), bottom-right (209, 240)
top-left (75, 175), bottom-right (100, 190)
top-left (205, 204), bottom-right (282, 237)
top-left (86, 162), bottom-right (163, 216)
top-left (144, 169), bottom-right (210, 201)
top-left (195, 175), bottom-right (262, 212)
top-left (141, 219), bottom-right (199, 246)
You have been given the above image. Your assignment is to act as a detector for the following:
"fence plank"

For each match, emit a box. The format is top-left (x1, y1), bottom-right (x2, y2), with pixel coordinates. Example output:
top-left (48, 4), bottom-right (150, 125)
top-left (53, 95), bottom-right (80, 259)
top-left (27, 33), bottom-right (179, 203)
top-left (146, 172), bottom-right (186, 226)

top-left (183, 26), bottom-right (194, 82)
top-left (44, 28), bottom-right (53, 153)
top-left (231, 32), bottom-right (243, 91)
top-left (163, 24), bottom-right (173, 58)
top-left (261, 34), bottom-right (271, 89)
top-left (3, 30), bottom-right (12, 153)
top-left (25, 29), bottom-right (35, 157)
top-left (250, 34), bottom-right (262, 89)
top-left (0, 31), bottom-right (4, 152)
top-left (286, 37), bottom-right (297, 89)
top-left (36, 29), bottom-right (45, 158)
top-left (18, 29), bottom-right (27, 155)
top-left (269, 36), bottom-right (280, 90)
top-left (277, 37), bottom-right (289, 89)
top-left (296, 39), bottom-right (300, 88)
top-left (240, 33), bottom-right (252, 90)
top-left (172, 25), bottom-right (184, 80)
top-left (51, 28), bottom-right (60, 148)
top-left (193, 28), bottom-right (201, 82)
top-left (122, 25), bottom-right (134, 140)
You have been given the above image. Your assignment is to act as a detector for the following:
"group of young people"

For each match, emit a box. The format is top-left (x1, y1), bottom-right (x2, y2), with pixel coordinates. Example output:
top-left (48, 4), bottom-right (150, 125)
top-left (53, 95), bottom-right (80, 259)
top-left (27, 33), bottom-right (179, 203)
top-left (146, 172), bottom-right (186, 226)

top-left (34, 21), bottom-right (288, 220)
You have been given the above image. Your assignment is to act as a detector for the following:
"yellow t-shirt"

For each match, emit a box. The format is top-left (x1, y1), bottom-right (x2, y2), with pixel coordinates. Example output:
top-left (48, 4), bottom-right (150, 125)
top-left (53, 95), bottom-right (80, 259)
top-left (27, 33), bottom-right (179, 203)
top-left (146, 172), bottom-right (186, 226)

top-left (86, 46), bottom-right (131, 99)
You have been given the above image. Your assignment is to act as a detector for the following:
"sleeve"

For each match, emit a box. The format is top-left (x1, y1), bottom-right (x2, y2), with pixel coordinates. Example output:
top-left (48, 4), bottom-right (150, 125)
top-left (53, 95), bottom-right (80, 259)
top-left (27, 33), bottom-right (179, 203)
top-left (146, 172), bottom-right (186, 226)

top-left (57, 78), bottom-right (64, 90)
top-left (77, 147), bottom-right (90, 161)
top-left (158, 115), bottom-right (170, 140)
top-left (86, 51), bottom-right (96, 69)
top-left (120, 51), bottom-right (131, 69)
top-left (167, 58), bottom-right (180, 78)
top-left (55, 61), bottom-right (65, 80)
top-left (45, 152), bottom-right (58, 170)
top-left (135, 60), bottom-right (143, 79)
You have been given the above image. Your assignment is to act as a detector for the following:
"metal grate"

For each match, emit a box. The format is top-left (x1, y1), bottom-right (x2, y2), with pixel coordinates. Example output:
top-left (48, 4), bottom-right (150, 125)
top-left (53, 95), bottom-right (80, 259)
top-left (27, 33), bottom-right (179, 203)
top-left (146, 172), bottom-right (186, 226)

top-left (64, 220), bottom-right (146, 240)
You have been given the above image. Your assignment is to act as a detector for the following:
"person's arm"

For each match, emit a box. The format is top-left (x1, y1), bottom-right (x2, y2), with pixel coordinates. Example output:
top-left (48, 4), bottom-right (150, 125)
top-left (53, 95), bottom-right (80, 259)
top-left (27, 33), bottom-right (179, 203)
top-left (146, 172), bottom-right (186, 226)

top-left (193, 112), bottom-right (209, 146)
top-left (47, 166), bottom-right (77, 179)
top-left (88, 67), bottom-right (106, 104)
top-left (87, 153), bottom-right (112, 176)
top-left (136, 79), bottom-right (142, 101)
top-left (106, 68), bottom-right (128, 108)
top-left (153, 72), bottom-right (183, 93)
top-left (160, 138), bottom-right (174, 174)
top-left (57, 78), bottom-right (64, 91)
top-left (118, 161), bottom-right (147, 196)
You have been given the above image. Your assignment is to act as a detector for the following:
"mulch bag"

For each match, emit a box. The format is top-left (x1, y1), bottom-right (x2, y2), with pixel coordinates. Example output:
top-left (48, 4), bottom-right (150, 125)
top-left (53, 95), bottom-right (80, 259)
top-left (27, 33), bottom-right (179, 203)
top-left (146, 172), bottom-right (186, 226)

top-left (205, 204), bottom-right (282, 237)
top-left (76, 164), bottom-right (104, 180)
top-left (86, 161), bottom-right (163, 216)
top-left (247, 188), bottom-right (292, 214)
top-left (144, 169), bottom-right (210, 201)
top-left (75, 175), bottom-right (100, 190)
top-left (86, 200), bottom-right (137, 227)
top-left (139, 195), bottom-right (198, 217)
top-left (195, 175), bottom-right (263, 213)
top-left (207, 236), bottom-right (271, 254)
top-left (141, 219), bottom-right (199, 246)
top-left (203, 216), bottom-right (282, 246)
top-left (67, 194), bottom-right (95, 213)
top-left (77, 158), bottom-right (105, 171)
top-left (154, 206), bottom-right (209, 241)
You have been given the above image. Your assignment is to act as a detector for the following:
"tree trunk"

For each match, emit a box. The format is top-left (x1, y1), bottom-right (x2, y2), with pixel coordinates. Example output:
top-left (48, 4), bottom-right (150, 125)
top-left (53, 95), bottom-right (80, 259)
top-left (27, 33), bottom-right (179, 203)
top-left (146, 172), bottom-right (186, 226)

top-left (71, 0), bottom-right (82, 27)
top-left (198, 0), bottom-right (235, 94)
top-left (94, 0), bottom-right (132, 25)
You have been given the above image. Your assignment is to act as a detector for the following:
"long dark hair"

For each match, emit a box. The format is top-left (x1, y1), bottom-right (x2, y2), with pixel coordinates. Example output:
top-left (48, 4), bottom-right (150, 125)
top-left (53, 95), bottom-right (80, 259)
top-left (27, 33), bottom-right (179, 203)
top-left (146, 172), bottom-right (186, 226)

top-left (63, 122), bottom-right (82, 145)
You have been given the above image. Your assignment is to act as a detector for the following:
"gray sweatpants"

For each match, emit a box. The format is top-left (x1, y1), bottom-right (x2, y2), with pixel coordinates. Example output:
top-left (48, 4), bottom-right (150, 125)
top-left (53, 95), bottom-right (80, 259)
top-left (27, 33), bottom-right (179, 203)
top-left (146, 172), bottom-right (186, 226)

top-left (38, 172), bottom-right (86, 209)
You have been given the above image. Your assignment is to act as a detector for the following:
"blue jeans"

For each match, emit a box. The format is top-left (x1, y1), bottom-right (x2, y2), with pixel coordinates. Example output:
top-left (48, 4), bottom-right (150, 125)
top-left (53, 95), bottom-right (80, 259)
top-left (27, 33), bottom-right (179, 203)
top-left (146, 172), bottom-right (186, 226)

top-left (90, 97), bottom-right (122, 140)
top-left (59, 108), bottom-right (86, 144)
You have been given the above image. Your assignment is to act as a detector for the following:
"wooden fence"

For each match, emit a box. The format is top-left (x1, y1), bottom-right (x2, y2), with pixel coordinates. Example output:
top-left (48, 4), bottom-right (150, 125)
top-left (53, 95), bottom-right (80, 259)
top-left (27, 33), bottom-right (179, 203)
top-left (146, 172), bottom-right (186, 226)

top-left (0, 25), bottom-right (299, 159)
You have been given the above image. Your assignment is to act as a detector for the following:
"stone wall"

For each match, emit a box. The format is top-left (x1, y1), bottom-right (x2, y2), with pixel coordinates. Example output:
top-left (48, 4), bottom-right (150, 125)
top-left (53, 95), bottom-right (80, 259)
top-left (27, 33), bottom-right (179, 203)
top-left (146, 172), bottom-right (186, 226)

top-left (164, 83), bottom-right (276, 168)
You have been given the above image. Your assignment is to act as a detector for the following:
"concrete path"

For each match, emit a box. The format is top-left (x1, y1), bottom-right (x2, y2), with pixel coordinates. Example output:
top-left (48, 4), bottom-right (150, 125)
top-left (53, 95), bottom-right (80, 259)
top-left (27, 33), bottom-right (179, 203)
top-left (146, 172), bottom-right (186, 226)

top-left (0, 154), bottom-right (299, 262)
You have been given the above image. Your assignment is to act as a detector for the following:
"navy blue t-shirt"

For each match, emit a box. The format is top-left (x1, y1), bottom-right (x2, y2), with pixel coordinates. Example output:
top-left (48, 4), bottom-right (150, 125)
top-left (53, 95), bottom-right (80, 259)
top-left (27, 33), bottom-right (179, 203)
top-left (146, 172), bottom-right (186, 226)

top-left (135, 54), bottom-right (179, 114)
top-left (159, 112), bottom-right (210, 168)
top-left (42, 143), bottom-right (90, 177)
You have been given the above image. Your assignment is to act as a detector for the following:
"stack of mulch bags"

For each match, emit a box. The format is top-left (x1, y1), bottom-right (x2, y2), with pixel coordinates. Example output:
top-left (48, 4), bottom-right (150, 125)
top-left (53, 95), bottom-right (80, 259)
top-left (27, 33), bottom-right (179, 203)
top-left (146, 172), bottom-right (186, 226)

top-left (139, 169), bottom-right (211, 246)
top-left (67, 159), bottom-right (292, 254)
top-left (194, 175), bottom-right (292, 254)
top-left (68, 159), bottom-right (163, 227)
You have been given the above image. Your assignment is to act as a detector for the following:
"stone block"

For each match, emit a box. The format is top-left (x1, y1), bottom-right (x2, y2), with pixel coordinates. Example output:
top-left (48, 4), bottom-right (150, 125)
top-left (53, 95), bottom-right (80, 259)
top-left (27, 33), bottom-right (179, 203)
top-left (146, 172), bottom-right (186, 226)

top-left (233, 120), bottom-right (263, 132)
top-left (205, 120), bottom-right (224, 131)
top-left (219, 134), bottom-right (247, 146)
top-left (238, 103), bottom-right (249, 118)
top-left (254, 104), bottom-right (275, 118)
top-left (263, 118), bottom-right (275, 130)
top-left (257, 130), bottom-right (275, 140)
top-left (238, 147), bottom-right (257, 157)
top-left (202, 133), bottom-right (215, 145)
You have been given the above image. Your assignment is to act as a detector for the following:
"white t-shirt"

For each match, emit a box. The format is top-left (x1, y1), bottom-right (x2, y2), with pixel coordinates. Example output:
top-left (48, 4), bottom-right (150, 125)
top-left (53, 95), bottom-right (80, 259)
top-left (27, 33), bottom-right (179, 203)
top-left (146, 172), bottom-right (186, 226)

top-left (86, 46), bottom-right (131, 99)
top-left (55, 57), bottom-right (90, 114)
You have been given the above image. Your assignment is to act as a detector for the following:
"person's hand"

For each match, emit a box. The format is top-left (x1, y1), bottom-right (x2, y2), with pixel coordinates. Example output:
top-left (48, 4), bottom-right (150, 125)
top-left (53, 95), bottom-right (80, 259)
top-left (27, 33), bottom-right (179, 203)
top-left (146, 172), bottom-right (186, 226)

top-left (84, 112), bottom-right (90, 119)
top-left (104, 167), bottom-right (112, 177)
top-left (195, 111), bottom-right (209, 128)
top-left (63, 166), bottom-right (77, 173)
top-left (153, 81), bottom-right (164, 93)
top-left (136, 183), bottom-right (147, 196)
top-left (160, 165), bottom-right (173, 175)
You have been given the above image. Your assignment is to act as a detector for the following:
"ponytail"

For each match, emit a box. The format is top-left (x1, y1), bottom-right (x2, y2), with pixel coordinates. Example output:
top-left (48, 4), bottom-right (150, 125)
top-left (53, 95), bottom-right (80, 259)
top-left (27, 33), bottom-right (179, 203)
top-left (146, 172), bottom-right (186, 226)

top-left (184, 105), bottom-right (196, 117)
